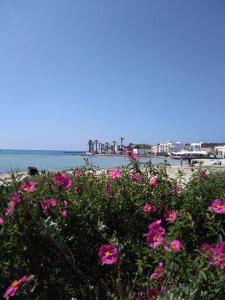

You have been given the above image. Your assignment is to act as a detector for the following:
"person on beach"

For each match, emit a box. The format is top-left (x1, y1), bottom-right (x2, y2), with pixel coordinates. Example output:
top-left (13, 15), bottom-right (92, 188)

top-left (27, 166), bottom-right (39, 176)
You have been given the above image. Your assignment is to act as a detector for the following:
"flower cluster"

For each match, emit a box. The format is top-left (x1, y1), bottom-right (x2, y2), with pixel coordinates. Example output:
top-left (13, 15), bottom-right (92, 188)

top-left (54, 173), bottom-right (72, 191)
top-left (201, 241), bottom-right (225, 270)
top-left (132, 173), bottom-right (141, 183)
top-left (124, 149), bottom-right (138, 161)
top-left (147, 220), bottom-right (165, 249)
top-left (108, 169), bottom-right (121, 179)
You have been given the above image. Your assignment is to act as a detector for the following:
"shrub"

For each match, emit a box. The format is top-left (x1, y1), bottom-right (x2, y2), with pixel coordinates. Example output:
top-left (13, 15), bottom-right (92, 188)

top-left (0, 161), bottom-right (225, 299)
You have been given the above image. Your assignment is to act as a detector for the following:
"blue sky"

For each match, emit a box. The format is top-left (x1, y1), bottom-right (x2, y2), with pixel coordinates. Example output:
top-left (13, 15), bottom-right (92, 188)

top-left (0, 0), bottom-right (225, 150)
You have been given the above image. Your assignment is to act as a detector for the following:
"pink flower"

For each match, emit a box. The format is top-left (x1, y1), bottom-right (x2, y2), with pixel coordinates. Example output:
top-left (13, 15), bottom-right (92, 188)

top-left (147, 231), bottom-right (165, 249)
top-left (170, 240), bottom-right (182, 253)
top-left (98, 244), bottom-right (118, 265)
top-left (10, 191), bottom-right (22, 207)
top-left (0, 217), bottom-right (4, 225)
top-left (148, 220), bottom-right (165, 235)
top-left (21, 181), bottom-right (36, 192)
top-left (108, 169), bottom-right (121, 179)
top-left (164, 210), bottom-right (177, 223)
top-left (209, 199), bottom-right (225, 214)
top-left (131, 173), bottom-right (141, 183)
top-left (40, 199), bottom-right (57, 214)
top-left (172, 186), bottom-right (182, 194)
top-left (143, 204), bottom-right (156, 213)
top-left (201, 241), bottom-right (225, 270)
top-left (147, 220), bottom-right (165, 249)
top-left (150, 262), bottom-right (164, 280)
top-left (54, 173), bottom-right (72, 191)
top-left (124, 149), bottom-right (138, 161)
top-left (4, 207), bottom-right (14, 217)
top-left (60, 210), bottom-right (68, 218)
top-left (149, 177), bottom-right (158, 186)
top-left (63, 200), bottom-right (69, 207)
top-left (3, 275), bottom-right (29, 299)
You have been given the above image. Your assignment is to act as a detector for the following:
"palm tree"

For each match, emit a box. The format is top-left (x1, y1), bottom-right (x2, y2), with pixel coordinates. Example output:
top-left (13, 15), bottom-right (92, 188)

top-left (105, 142), bottom-right (109, 154)
top-left (95, 140), bottom-right (98, 154)
top-left (120, 137), bottom-right (124, 148)
top-left (88, 140), bottom-right (92, 153)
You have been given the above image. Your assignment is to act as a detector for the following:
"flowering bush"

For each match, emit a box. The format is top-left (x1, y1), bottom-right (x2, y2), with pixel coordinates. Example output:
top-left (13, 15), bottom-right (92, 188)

top-left (0, 161), bottom-right (225, 299)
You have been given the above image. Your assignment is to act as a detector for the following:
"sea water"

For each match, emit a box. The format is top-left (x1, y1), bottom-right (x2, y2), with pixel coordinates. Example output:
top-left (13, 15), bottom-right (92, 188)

top-left (0, 149), bottom-right (180, 173)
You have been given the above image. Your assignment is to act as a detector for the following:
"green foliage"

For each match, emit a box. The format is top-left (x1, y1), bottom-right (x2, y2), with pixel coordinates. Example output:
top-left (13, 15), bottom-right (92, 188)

top-left (0, 165), bottom-right (225, 299)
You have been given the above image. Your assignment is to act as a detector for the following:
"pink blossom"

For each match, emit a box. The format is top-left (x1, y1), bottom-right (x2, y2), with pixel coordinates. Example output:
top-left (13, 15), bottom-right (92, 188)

top-left (21, 181), bottom-right (36, 192)
top-left (172, 186), bottom-right (182, 194)
top-left (170, 240), bottom-right (182, 253)
top-left (131, 173), bottom-right (141, 183)
top-left (147, 231), bottom-right (165, 249)
top-left (98, 244), bottom-right (118, 265)
top-left (10, 191), bottom-right (22, 207)
top-left (149, 177), bottom-right (158, 187)
top-left (209, 199), bottom-right (225, 214)
top-left (150, 262), bottom-right (164, 280)
top-left (148, 220), bottom-right (165, 235)
top-left (164, 210), bottom-right (177, 223)
top-left (0, 217), bottom-right (4, 225)
top-left (108, 169), bottom-right (121, 179)
top-left (124, 149), bottom-right (138, 161)
top-left (3, 275), bottom-right (29, 299)
top-left (41, 199), bottom-right (57, 214)
top-left (4, 207), bottom-right (14, 217)
top-left (54, 173), bottom-right (72, 191)
top-left (201, 241), bottom-right (225, 270)
top-left (143, 203), bottom-right (156, 213)
top-left (60, 210), bottom-right (68, 218)
top-left (63, 200), bottom-right (69, 207)
top-left (147, 220), bottom-right (165, 249)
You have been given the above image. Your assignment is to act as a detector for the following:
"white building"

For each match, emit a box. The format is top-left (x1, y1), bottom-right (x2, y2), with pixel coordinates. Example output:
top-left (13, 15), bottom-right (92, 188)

top-left (133, 148), bottom-right (149, 155)
top-left (190, 142), bottom-right (202, 151)
top-left (215, 145), bottom-right (225, 158)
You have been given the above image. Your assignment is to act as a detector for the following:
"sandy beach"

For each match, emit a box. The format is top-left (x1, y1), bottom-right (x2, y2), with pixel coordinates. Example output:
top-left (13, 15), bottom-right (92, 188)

top-left (0, 159), bottom-right (225, 184)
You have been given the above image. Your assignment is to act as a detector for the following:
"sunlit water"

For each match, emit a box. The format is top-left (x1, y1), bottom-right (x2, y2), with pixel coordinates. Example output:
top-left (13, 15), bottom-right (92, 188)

top-left (0, 149), bottom-right (180, 173)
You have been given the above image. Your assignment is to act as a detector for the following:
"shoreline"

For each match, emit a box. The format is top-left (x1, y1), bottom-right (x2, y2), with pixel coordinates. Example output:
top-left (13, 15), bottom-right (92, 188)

top-left (1, 165), bottom-right (225, 184)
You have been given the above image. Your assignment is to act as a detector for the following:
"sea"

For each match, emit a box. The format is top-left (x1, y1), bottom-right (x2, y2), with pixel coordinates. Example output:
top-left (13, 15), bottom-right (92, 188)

top-left (0, 149), bottom-right (180, 173)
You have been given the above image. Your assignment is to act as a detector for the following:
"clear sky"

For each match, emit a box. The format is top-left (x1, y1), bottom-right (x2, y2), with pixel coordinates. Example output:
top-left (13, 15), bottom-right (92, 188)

top-left (0, 0), bottom-right (225, 150)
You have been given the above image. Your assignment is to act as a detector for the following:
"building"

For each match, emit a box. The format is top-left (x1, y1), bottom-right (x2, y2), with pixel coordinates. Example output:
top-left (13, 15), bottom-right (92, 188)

top-left (133, 148), bottom-right (150, 156)
top-left (201, 143), bottom-right (225, 154)
top-left (190, 142), bottom-right (202, 151)
top-left (215, 145), bottom-right (225, 158)
top-left (152, 141), bottom-right (185, 154)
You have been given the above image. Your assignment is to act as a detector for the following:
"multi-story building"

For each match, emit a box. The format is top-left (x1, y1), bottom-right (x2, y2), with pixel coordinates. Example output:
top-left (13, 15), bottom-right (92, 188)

top-left (215, 145), bottom-right (225, 158)
top-left (152, 141), bottom-right (185, 154)
top-left (190, 142), bottom-right (202, 151)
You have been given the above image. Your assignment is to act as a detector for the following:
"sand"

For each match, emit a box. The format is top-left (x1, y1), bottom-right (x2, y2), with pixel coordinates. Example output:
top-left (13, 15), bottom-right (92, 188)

top-left (1, 159), bottom-right (225, 185)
